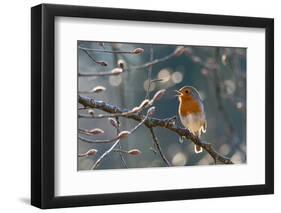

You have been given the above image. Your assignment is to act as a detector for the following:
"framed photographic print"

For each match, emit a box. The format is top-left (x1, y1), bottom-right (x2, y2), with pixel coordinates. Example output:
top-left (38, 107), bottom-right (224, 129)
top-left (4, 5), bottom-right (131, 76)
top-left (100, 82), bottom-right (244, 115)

top-left (31, 3), bottom-right (274, 209)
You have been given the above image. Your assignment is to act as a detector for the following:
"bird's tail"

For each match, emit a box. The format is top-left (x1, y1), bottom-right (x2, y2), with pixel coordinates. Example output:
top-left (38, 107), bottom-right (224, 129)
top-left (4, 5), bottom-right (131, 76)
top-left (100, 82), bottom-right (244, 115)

top-left (194, 145), bottom-right (203, 153)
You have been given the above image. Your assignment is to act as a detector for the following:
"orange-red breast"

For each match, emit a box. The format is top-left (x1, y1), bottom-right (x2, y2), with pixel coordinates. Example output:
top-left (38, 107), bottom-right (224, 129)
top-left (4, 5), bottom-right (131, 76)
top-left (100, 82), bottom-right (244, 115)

top-left (175, 86), bottom-right (207, 153)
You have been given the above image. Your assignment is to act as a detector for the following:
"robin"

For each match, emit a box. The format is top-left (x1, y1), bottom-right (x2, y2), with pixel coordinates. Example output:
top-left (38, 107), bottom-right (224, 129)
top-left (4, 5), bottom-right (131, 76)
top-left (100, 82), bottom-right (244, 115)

top-left (175, 86), bottom-right (207, 153)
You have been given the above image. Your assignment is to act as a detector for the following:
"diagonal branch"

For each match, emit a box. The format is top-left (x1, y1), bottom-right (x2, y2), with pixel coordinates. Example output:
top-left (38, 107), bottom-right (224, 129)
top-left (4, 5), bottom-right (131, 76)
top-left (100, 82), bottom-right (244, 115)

top-left (81, 49), bottom-right (108, 66)
top-left (145, 46), bottom-right (154, 99)
top-left (115, 117), bottom-right (128, 168)
top-left (130, 48), bottom-right (179, 71)
top-left (91, 107), bottom-right (152, 169)
top-left (91, 139), bottom-right (121, 169)
top-left (149, 128), bottom-right (171, 166)
top-left (79, 95), bottom-right (233, 164)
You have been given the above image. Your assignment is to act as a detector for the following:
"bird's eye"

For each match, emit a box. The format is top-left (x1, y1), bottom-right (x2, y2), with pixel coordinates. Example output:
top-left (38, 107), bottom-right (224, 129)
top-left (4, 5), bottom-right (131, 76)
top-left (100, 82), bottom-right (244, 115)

top-left (185, 90), bottom-right (189, 94)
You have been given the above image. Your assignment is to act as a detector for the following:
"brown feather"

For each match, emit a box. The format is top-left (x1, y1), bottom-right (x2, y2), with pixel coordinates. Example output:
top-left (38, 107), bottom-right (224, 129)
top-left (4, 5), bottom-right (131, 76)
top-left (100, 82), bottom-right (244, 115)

top-left (179, 96), bottom-right (202, 117)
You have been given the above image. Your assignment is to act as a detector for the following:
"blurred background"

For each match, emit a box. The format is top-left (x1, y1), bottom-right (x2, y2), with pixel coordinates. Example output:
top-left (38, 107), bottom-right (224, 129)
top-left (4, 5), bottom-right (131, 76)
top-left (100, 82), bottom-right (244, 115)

top-left (78, 41), bottom-right (246, 170)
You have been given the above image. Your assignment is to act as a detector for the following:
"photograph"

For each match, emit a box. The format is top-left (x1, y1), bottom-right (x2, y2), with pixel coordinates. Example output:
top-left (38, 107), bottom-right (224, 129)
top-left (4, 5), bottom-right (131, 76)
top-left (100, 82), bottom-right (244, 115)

top-left (77, 41), bottom-right (246, 170)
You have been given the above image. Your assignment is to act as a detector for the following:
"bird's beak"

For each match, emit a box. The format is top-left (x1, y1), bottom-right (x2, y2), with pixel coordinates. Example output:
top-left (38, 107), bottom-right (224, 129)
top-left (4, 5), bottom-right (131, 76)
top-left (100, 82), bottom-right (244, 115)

top-left (174, 90), bottom-right (182, 97)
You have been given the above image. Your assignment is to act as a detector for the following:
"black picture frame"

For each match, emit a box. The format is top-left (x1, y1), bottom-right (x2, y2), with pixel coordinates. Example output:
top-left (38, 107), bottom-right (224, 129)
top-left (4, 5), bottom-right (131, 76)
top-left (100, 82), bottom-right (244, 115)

top-left (31, 3), bottom-right (274, 209)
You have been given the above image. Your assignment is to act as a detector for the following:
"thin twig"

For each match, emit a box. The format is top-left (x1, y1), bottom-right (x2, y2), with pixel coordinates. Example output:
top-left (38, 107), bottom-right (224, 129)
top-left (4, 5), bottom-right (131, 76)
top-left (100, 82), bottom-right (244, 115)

top-left (91, 139), bottom-right (121, 169)
top-left (130, 49), bottom-right (177, 71)
top-left (78, 149), bottom-right (98, 157)
top-left (78, 114), bottom-right (95, 119)
top-left (81, 49), bottom-right (107, 66)
top-left (91, 108), bottom-right (151, 169)
top-left (151, 78), bottom-right (164, 83)
top-left (112, 149), bottom-right (140, 155)
top-left (79, 46), bottom-right (140, 54)
top-left (79, 47), bottom-right (181, 78)
top-left (79, 112), bottom-right (135, 119)
top-left (149, 128), bottom-right (171, 166)
top-left (79, 135), bottom-right (118, 144)
top-left (112, 149), bottom-right (129, 154)
top-left (79, 69), bottom-right (122, 77)
top-left (79, 98), bottom-right (150, 119)
top-left (78, 106), bottom-right (89, 110)
top-left (145, 46), bottom-right (154, 99)
top-left (116, 117), bottom-right (128, 168)
top-left (213, 48), bottom-right (235, 135)
top-left (110, 45), bottom-right (128, 169)
top-left (213, 48), bottom-right (246, 156)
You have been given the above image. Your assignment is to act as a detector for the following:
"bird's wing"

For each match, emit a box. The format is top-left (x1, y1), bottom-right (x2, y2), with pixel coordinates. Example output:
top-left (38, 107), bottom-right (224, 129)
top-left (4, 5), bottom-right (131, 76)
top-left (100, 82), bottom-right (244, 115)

top-left (198, 100), bottom-right (207, 133)
top-left (201, 119), bottom-right (207, 133)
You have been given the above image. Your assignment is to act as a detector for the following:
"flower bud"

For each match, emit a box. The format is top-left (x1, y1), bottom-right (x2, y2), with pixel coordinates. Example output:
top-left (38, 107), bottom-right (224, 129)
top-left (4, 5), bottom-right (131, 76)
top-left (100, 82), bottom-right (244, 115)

top-left (91, 86), bottom-right (106, 93)
top-left (130, 99), bottom-right (150, 114)
top-left (152, 89), bottom-right (166, 102)
top-left (85, 149), bottom-right (98, 156)
top-left (97, 61), bottom-right (107, 66)
top-left (128, 149), bottom-right (141, 156)
top-left (88, 128), bottom-right (104, 135)
top-left (147, 106), bottom-right (156, 116)
top-left (174, 46), bottom-right (186, 56)
top-left (201, 68), bottom-right (208, 76)
top-left (88, 109), bottom-right (95, 116)
top-left (138, 99), bottom-right (150, 108)
top-left (108, 118), bottom-right (118, 128)
top-left (221, 54), bottom-right (228, 65)
top-left (132, 48), bottom-right (144, 54)
top-left (118, 131), bottom-right (130, 139)
top-left (97, 42), bottom-right (105, 48)
top-left (117, 59), bottom-right (126, 69)
top-left (131, 106), bottom-right (141, 113)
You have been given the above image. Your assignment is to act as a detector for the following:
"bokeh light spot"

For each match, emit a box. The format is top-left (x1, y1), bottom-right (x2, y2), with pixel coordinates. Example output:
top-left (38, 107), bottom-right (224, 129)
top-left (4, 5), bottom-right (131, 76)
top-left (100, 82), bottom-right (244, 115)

top-left (236, 101), bottom-right (243, 109)
top-left (224, 80), bottom-right (236, 95)
top-left (231, 152), bottom-right (242, 163)
top-left (172, 152), bottom-right (187, 166)
top-left (143, 79), bottom-right (156, 92)
top-left (171, 71), bottom-right (183, 84)
top-left (109, 75), bottom-right (122, 86)
top-left (157, 69), bottom-right (171, 82)
top-left (219, 144), bottom-right (230, 156)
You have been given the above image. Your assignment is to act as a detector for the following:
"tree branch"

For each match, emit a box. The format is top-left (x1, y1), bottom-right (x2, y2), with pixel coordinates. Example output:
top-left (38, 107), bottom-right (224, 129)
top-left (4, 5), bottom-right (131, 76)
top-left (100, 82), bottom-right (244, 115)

top-left (115, 117), bottom-right (128, 168)
top-left (79, 135), bottom-right (118, 144)
top-left (79, 46), bottom-right (143, 55)
top-left (90, 107), bottom-right (152, 169)
top-left (79, 95), bottom-right (233, 164)
top-left (79, 68), bottom-right (123, 77)
top-left (78, 47), bottom-right (184, 78)
top-left (91, 139), bottom-right (121, 169)
top-left (145, 46), bottom-right (154, 99)
top-left (130, 48), bottom-right (179, 71)
top-left (81, 49), bottom-right (107, 66)
top-left (149, 128), bottom-right (171, 166)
